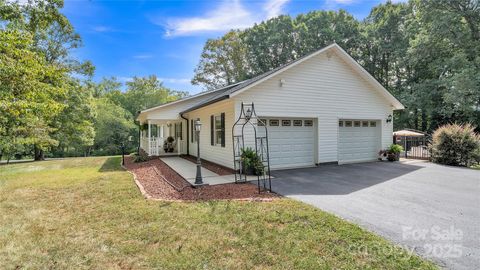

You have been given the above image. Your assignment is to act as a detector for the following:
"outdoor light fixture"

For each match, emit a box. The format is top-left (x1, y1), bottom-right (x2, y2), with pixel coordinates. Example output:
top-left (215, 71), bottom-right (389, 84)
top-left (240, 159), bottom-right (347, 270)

top-left (194, 119), bottom-right (204, 186)
top-left (245, 107), bottom-right (252, 121)
top-left (279, 79), bottom-right (286, 87)
top-left (386, 114), bottom-right (393, 123)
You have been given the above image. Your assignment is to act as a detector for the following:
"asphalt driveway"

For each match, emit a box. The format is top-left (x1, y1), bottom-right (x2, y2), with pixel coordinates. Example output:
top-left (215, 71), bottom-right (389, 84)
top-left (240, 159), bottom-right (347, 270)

top-left (271, 161), bottom-right (480, 269)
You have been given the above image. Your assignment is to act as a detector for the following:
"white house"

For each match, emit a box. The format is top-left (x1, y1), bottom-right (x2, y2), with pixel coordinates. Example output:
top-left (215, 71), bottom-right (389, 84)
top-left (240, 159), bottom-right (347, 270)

top-left (136, 43), bottom-right (404, 170)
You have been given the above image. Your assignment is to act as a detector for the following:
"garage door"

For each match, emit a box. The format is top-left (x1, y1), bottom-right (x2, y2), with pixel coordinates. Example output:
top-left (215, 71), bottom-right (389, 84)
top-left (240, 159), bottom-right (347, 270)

top-left (260, 118), bottom-right (315, 170)
top-left (338, 120), bottom-right (381, 164)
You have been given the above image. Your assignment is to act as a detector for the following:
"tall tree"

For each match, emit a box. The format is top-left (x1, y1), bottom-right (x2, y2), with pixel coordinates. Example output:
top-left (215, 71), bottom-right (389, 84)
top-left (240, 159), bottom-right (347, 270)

top-left (192, 30), bottom-right (249, 90)
top-left (0, 30), bottom-right (67, 160)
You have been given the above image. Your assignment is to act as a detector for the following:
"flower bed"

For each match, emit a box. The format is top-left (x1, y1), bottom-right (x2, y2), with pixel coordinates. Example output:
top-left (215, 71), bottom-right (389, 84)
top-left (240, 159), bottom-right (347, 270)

top-left (124, 157), bottom-right (277, 201)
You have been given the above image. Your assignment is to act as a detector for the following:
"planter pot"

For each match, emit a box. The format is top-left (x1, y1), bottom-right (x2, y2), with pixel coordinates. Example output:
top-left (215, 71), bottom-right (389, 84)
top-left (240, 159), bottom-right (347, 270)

top-left (387, 154), bottom-right (396, 162)
top-left (241, 166), bottom-right (255, 175)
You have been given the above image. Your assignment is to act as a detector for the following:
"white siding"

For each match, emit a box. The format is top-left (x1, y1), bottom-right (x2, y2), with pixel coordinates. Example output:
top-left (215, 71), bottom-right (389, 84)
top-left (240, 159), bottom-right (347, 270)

top-left (233, 51), bottom-right (394, 163)
top-left (185, 100), bottom-right (235, 169)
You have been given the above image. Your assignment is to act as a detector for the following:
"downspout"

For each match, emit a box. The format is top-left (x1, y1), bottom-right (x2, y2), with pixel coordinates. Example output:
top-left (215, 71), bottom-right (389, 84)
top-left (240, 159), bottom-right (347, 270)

top-left (180, 113), bottom-right (189, 155)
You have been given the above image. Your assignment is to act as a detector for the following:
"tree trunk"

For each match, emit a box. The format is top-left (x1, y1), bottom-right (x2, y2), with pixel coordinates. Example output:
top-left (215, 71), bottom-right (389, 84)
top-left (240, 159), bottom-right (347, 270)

top-left (34, 145), bottom-right (44, 161)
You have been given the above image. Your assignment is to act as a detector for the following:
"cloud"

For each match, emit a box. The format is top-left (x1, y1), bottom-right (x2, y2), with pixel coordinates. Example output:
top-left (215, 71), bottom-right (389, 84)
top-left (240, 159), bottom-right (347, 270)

top-left (264, 0), bottom-right (290, 19)
top-left (159, 78), bottom-right (191, 84)
top-left (118, 76), bottom-right (133, 83)
top-left (159, 0), bottom-right (290, 37)
top-left (92, 26), bottom-right (113, 33)
top-left (133, 54), bottom-right (154, 59)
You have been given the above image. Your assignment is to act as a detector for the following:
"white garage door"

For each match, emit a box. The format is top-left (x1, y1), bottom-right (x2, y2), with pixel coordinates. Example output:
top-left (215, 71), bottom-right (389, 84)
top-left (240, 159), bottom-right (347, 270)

top-left (261, 118), bottom-right (315, 170)
top-left (338, 120), bottom-right (381, 164)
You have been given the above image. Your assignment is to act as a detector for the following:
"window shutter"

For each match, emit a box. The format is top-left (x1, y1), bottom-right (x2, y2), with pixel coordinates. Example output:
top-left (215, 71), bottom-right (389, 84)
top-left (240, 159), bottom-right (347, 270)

top-left (210, 115), bottom-right (214, 146)
top-left (221, 113), bottom-right (225, 147)
top-left (191, 119), bottom-right (193, 142)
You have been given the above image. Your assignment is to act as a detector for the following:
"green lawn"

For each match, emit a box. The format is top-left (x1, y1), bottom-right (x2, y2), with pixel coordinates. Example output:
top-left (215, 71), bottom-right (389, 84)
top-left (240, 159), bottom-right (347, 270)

top-left (0, 156), bottom-right (437, 269)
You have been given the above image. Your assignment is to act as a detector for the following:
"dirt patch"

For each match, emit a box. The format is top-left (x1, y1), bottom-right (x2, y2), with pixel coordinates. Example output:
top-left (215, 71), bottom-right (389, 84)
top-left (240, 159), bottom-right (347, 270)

top-left (180, 155), bottom-right (234, 176)
top-left (124, 157), bottom-right (277, 201)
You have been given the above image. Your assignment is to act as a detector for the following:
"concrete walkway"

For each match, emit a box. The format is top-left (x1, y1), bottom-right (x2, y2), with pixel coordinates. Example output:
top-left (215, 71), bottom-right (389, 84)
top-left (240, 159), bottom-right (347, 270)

top-left (160, 157), bottom-right (259, 185)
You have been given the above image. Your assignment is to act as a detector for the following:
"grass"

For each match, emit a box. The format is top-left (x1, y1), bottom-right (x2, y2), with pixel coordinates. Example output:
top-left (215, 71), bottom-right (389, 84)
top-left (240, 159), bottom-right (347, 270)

top-left (0, 156), bottom-right (437, 269)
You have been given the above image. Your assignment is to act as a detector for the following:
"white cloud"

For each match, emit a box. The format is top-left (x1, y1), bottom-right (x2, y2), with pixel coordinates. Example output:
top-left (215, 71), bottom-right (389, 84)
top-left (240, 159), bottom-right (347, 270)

top-left (159, 78), bottom-right (191, 84)
top-left (133, 54), bottom-right (154, 59)
top-left (118, 76), bottom-right (133, 83)
top-left (92, 26), bottom-right (113, 33)
top-left (264, 0), bottom-right (290, 19)
top-left (159, 0), bottom-right (290, 37)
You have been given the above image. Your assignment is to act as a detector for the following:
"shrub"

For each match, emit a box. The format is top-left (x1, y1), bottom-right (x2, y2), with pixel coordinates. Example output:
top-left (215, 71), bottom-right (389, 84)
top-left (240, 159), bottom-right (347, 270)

top-left (389, 144), bottom-right (404, 154)
top-left (240, 147), bottom-right (265, 175)
top-left (430, 123), bottom-right (480, 166)
top-left (130, 151), bottom-right (148, 163)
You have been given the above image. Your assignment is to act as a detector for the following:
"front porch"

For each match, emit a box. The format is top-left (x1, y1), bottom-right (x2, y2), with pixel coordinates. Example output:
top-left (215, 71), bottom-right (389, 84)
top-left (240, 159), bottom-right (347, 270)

top-left (139, 119), bottom-right (186, 156)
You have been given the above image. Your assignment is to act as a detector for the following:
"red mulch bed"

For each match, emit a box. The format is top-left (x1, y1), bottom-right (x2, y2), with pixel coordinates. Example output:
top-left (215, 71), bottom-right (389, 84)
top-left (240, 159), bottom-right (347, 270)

top-left (124, 157), bottom-right (278, 201)
top-left (180, 155), bottom-right (234, 176)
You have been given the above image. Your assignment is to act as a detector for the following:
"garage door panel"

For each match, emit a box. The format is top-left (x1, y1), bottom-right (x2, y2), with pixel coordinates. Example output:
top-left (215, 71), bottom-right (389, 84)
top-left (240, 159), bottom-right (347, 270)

top-left (339, 120), bottom-right (380, 163)
top-left (264, 118), bottom-right (315, 169)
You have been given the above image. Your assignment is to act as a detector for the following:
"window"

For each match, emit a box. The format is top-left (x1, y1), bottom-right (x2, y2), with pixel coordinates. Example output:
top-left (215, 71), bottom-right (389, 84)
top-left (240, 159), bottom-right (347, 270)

top-left (293, 120), bottom-right (303, 126)
top-left (339, 121), bottom-right (343, 127)
top-left (304, 120), bottom-right (313, 127)
top-left (215, 115), bottom-right (223, 145)
top-left (258, 119), bottom-right (267, 126)
top-left (175, 122), bottom-right (182, 140)
top-left (354, 121), bottom-right (361, 127)
top-left (282, 120), bottom-right (291, 126)
top-left (345, 121), bottom-right (352, 127)
top-left (362, 121), bottom-right (369, 127)
top-left (269, 119), bottom-right (279, 126)
top-left (370, 121), bottom-right (377, 127)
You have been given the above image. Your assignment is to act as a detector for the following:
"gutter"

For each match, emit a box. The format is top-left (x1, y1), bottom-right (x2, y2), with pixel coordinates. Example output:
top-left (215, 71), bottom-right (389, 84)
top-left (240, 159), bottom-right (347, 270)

top-left (180, 113), bottom-right (189, 155)
top-left (180, 95), bottom-right (230, 115)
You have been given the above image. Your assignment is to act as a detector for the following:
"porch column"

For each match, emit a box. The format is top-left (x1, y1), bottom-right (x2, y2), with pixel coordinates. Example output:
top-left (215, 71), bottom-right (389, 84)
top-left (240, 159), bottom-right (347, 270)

top-left (160, 125), bottom-right (164, 138)
top-left (148, 120), bottom-right (151, 156)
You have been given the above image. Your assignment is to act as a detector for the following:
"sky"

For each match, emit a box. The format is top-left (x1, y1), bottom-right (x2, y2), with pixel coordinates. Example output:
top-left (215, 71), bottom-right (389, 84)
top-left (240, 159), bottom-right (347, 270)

top-left (62, 0), bottom-right (397, 94)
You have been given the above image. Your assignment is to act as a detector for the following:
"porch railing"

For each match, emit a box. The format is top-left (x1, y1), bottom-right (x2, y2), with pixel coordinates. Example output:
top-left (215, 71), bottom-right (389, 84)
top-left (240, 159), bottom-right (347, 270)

top-left (141, 137), bottom-right (184, 156)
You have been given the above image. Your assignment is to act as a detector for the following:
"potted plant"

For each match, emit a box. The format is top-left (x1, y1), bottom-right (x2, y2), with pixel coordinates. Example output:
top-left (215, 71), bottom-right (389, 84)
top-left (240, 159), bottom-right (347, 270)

top-left (240, 147), bottom-right (264, 175)
top-left (379, 144), bottom-right (404, 162)
top-left (388, 144), bottom-right (404, 161)
top-left (163, 136), bottom-right (175, 152)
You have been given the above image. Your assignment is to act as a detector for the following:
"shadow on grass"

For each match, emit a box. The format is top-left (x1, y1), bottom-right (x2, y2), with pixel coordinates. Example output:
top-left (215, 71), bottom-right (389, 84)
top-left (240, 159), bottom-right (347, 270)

top-left (98, 156), bottom-right (124, 172)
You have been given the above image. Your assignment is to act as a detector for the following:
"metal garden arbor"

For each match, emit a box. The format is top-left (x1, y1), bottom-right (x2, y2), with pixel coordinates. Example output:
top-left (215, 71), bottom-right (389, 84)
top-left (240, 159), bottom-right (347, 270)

top-left (232, 102), bottom-right (271, 192)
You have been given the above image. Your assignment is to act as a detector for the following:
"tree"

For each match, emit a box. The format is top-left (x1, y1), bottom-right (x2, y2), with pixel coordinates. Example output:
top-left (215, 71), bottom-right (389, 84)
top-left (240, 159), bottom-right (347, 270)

top-left (192, 30), bottom-right (249, 90)
top-left (122, 75), bottom-right (187, 116)
top-left (0, 30), bottom-right (67, 160)
top-left (92, 98), bottom-right (136, 155)
top-left (51, 80), bottom-right (96, 157)
top-left (243, 15), bottom-right (298, 76)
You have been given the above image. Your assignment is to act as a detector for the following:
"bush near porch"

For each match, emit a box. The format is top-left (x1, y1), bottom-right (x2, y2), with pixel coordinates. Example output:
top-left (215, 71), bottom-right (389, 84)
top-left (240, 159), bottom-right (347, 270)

top-left (430, 123), bottom-right (480, 167)
top-left (0, 157), bottom-right (437, 269)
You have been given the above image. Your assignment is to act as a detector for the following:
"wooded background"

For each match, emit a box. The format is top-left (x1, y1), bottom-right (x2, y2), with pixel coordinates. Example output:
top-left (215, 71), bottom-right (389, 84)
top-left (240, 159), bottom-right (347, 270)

top-left (0, 0), bottom-right (478, 161)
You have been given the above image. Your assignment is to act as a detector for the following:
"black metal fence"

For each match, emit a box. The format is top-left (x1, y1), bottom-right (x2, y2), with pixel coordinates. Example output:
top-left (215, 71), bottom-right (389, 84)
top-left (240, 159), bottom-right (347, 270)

top-left (393, 135), bottom-right (431, 160)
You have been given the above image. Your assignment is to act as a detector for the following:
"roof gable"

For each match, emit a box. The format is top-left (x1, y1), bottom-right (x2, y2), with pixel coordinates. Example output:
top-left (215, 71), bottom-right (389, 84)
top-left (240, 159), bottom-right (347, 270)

top-left (182, 43), bottom-right (404, 113)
